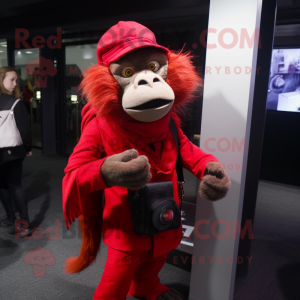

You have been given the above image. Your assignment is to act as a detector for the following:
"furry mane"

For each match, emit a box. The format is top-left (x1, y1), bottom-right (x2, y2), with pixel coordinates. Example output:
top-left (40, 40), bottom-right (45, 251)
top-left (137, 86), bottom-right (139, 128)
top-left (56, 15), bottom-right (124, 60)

top-left (78, 63), bottom-right (125, 123)
top-left (167, 50), bottom-right (203, 120)
top-left (79, 49), bottom-right (203, 123)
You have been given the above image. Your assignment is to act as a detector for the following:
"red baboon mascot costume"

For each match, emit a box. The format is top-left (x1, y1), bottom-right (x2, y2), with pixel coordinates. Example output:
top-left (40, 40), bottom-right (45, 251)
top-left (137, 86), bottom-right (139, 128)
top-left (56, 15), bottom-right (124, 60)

top-left (62, 21), bottom-right (231, 300)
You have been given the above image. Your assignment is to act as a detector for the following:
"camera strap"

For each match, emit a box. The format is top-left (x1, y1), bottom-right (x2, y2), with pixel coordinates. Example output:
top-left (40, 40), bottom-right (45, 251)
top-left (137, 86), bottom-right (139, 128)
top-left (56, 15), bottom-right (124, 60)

top-left (168, 117), bottom-right (185, 210)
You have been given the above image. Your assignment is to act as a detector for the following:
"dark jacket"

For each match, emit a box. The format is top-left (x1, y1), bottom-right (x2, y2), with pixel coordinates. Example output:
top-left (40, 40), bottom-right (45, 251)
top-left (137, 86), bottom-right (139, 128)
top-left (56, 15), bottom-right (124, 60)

top-left (0, 94), bottom-right (32, 165)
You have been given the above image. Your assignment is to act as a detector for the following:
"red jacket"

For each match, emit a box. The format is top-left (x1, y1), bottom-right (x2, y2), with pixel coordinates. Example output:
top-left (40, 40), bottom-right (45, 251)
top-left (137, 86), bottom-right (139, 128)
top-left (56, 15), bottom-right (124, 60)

top-left (63, 104), bottom-right (218, 257)
top-left (22, 89), bottom-right (33, 103)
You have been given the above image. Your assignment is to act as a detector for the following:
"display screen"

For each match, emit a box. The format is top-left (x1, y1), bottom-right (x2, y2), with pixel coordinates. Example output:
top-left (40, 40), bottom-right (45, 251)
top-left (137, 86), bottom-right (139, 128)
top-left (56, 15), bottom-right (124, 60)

top-left (266, 48), bottom-right (300, 112)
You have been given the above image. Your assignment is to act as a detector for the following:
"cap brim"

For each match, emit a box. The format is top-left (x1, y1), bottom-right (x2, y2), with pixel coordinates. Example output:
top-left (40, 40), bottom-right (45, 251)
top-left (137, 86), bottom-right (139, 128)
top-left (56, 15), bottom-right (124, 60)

top-left (101, 39), bottom-right (169, 64)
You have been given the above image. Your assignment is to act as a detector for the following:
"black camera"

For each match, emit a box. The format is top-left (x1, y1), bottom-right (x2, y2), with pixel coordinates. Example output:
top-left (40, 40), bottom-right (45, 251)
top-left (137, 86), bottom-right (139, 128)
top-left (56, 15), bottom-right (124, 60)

top-left (128, 181), bottom-right (181, 236)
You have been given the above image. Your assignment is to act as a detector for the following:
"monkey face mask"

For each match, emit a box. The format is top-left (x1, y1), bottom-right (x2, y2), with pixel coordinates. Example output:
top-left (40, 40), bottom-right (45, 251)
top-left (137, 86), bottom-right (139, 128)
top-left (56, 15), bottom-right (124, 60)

top-left (110, 47), bottom-right (175, 123)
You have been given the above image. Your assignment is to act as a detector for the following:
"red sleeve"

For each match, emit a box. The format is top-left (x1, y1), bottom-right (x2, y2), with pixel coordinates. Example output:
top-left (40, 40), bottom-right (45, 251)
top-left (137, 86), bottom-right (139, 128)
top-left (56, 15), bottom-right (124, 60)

top-left (173, 116), bottom-right (219, 180)
top-left (62, 117), bottom-right (108, 228)
top-left (67, 117), bottom-right (109, 194)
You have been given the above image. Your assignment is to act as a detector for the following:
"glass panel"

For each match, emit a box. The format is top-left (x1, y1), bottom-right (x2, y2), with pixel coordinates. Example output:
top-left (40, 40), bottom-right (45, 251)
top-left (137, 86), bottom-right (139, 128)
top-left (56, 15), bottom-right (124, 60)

top-left (14, 48), bottom-right (42, 147)
top-left (65, 44), bottom-right (98, 154)
top-left (0, 39), bottom-right (8, 67)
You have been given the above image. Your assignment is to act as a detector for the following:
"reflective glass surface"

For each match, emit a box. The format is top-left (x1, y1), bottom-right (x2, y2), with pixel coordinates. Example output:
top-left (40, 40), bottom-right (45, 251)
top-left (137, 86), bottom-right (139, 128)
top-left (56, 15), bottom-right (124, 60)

top-left (65, 44), bottom-right (98, 153)
top-left (0, 39), bottom-right (8, 67)
top-left (14, 48), bottom-right (42, 147)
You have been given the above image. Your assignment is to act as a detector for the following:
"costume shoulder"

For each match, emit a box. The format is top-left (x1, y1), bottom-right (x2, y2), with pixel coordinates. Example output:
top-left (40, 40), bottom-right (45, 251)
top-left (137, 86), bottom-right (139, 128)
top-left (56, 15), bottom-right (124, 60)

top-left (65, 117), bottom-right (103, 172)
top-left (63, 114), bottom-right (104, 228)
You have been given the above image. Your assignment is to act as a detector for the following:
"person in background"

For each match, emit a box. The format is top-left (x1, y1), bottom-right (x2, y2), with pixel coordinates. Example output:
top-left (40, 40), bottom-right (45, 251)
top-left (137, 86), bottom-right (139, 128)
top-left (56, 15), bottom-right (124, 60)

top-left (282, 63), bottom-right (299, 94)
top-left (0, 66), bottom-right (32, 235)
top-left (30, 92), bottom-right (38, 123)
top-left (21, 84), bottom-right (33, 114)
top-left (266, 63), bottom-right (300, 110)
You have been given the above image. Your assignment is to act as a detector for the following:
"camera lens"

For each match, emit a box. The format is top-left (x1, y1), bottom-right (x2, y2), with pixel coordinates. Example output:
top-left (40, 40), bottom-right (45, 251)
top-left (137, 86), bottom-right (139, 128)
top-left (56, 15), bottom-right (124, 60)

top-left (160, 209), bottom-right (173, 223)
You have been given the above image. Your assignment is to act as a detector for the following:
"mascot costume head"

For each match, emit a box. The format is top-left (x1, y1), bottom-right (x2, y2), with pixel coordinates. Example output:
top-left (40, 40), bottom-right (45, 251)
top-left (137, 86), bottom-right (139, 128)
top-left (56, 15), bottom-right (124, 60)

top-left (62, 21), bottom-right (231, 300)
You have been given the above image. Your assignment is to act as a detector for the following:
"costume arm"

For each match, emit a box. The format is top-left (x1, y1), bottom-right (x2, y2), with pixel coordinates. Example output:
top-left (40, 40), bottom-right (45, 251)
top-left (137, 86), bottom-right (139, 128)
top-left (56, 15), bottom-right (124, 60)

top-left (68, 118), bottom-right (109, 194)
top-left (173, 116), bottom-right (219, 180)
top-left (63, 118), bottom-right (108, 228)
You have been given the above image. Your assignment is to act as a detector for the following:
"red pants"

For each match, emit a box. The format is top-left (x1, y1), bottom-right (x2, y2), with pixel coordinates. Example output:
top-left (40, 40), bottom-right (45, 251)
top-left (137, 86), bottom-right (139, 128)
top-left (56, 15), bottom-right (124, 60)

top-left (93, 247), bottom-right (170, 300)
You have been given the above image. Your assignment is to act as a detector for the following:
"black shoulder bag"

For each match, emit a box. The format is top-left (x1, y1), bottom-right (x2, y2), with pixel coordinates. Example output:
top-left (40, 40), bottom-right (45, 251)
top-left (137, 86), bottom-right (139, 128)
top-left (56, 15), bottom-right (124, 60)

top-left (128, 118), bottom-right (185, 236)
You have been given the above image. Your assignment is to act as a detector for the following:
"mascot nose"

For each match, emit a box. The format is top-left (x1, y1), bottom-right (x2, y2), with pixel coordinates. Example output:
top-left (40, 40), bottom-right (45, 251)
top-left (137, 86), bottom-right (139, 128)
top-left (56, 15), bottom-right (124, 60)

top-left (134, 72), bottom-right (164, 89)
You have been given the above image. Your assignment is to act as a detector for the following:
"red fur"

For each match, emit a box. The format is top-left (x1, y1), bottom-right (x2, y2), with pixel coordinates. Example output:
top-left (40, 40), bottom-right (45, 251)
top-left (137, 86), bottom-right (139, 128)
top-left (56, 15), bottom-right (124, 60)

top-left (79, 50), bottom-right (202, 123)
top-left (167, 50), bottom-right (203, 121)
top-left (78, 63), bottom-right (126, 123)
top-left (65, 215), bottom-right (102, 273)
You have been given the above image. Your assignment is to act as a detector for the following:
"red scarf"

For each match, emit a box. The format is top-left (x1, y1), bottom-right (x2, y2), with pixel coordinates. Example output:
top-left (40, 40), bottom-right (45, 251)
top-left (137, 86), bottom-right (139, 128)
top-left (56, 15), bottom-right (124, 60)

top-left (109, 111), bottom-right (176, 175)
top-left (113, 113), bottom-right (170, 145)
top-left (66, 102), bottom-right (172, 174)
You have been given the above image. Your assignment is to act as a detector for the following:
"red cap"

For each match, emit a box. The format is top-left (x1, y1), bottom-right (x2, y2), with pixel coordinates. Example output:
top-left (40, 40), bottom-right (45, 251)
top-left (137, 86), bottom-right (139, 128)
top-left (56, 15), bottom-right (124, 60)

top-left (97, 21), bottom-right (169, 64)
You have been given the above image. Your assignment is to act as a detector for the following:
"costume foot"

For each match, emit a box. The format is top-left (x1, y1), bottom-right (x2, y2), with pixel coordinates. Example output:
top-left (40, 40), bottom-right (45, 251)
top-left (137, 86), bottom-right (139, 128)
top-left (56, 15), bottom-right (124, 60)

top-left (156, 289), bottom-right (183, 300)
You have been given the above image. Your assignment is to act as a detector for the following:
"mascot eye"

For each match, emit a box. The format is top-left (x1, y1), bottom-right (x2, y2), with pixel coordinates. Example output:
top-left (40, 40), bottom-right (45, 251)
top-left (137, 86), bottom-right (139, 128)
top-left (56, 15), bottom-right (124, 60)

top-left (122, 67), bottom-right (134, 78)
top-left (148, 61), bottom-right (160, 72)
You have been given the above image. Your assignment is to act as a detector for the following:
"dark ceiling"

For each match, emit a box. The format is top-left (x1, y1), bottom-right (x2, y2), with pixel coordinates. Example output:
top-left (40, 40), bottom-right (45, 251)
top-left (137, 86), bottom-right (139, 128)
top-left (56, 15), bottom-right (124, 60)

top-left (0, 0), bottom-right (299, 36)
top-left (0, 0), bottom-right (210, 34)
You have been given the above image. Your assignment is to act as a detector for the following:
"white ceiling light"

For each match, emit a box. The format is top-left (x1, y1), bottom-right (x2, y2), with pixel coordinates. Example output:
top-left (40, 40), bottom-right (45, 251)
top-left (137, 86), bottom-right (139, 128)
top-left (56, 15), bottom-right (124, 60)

top-left (25, 51), bottom-right (33, 54)
top-left (83, 49), bottom-right (93, 59)
top-left (71, 95), bottom-right (78, 102)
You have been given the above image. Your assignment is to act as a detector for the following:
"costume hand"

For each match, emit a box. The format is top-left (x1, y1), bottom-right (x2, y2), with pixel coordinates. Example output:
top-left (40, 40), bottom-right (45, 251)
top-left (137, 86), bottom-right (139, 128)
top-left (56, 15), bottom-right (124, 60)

top-left (199, 161), bottom-right (231, 201)
top-left (27, 151), bottom-right (32, 157)
top-left (156, 289), bottom-right (183, 300)
top-left (100, 149), bottom-right (152, 189)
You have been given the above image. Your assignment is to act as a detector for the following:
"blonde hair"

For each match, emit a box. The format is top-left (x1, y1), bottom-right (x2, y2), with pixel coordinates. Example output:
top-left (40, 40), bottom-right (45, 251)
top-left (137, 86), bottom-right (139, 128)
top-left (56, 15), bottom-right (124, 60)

top-left (0, 66), bottom-right (21, 98)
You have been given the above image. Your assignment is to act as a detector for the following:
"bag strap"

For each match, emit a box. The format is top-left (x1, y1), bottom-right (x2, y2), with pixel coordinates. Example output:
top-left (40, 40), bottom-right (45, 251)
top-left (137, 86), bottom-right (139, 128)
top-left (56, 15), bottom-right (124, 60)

top-left (10, 99), bottom-right (21, 111)
top-left (169, 117), bottom-right (185, 210)
top-left (168, 117), bottom-right (185, 183)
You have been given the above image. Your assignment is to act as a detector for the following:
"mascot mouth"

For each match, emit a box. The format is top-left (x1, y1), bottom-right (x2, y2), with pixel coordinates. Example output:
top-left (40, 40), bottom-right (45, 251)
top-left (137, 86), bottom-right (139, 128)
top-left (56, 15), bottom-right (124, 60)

top-left (127, 99), bottom-right (173, 110)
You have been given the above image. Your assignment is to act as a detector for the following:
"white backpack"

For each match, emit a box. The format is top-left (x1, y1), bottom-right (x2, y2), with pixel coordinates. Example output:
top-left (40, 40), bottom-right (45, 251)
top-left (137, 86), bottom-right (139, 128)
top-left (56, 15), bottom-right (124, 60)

top-left (0, 99), bottom-right (23, 148)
